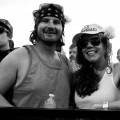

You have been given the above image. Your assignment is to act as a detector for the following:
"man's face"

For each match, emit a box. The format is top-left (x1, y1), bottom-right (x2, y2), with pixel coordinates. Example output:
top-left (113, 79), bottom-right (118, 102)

top-left (37, 16), bottom-right (63, 44)
top-left (69, 47), bottom-right (77, 61)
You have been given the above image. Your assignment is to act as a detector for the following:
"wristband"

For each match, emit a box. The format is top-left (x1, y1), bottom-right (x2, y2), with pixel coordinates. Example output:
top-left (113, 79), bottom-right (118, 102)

top-left (103, 101), bottom-right (108, 109)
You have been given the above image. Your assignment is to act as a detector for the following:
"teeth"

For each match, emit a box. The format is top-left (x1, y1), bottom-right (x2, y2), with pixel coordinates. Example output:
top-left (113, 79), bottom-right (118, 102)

top-left (87, 51), bottom-right (95, 55)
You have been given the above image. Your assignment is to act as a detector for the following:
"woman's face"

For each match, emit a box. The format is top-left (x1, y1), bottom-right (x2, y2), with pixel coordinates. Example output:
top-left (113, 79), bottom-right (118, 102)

top-left (81, 35), bottom-right (106, 63)
top-left (37, 16), bottom-right (63, 43)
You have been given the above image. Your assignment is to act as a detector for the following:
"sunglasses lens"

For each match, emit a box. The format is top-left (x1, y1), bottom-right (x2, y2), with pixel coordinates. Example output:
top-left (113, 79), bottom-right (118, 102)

top-left (80, 37), bottom-right (101, 48)
top-left (91, 38), bottom-right (101, 46)
top-left (81, 41), bottom-right (88, 48)
top-left (0, 27), bottom-right (5, 34)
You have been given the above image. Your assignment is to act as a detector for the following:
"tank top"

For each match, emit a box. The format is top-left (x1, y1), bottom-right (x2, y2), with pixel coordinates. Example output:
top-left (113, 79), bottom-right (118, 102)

top-left (13, 45), bottom-right (71, 108)
top-left (75, 68), bottom-right (120, 108)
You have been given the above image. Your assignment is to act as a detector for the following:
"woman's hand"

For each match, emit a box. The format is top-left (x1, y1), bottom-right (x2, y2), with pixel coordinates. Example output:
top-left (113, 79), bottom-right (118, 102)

top-left (76, 101), bottom-right (94, 109)
top-left (92, 103), bottom-right (103, 110)
top-left (76, 101), bottom-right (109, 110)
top-left (93, 102), bottom-right (108, 110)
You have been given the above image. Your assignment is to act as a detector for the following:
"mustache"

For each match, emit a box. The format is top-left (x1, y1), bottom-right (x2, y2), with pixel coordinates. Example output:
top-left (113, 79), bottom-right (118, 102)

top-left (43, 27), bottom-right (58, 34)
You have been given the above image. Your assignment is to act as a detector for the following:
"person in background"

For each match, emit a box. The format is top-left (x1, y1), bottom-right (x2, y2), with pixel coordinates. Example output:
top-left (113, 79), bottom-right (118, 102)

top-left (69, 43), bottom-right (80, 72)
top-left (72, 24), bottom-right (120, 112)
top-left (117, 48), bottom-right (120, 62)
top-left (0, 3), bottom-right (72, 108)
top-left (69, 44), bottom-right (77, 62)
top-left (0, 19), bottom-right (16, 105)
top-left (0, 19), bottom-right (14, 62)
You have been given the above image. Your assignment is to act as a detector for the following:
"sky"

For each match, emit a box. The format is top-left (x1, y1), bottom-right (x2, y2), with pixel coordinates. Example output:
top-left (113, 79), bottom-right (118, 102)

top-left (0, 0), bottom-right (120, 62)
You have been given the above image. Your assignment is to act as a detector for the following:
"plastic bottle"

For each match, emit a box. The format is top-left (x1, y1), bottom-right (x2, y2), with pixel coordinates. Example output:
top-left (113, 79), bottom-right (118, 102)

top-left (44, 93), bottom-right (56, 108)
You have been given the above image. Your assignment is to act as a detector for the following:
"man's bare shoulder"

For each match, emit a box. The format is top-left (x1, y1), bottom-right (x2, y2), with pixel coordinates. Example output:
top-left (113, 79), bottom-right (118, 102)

top-left (1, 46), bottom-right (29, 64)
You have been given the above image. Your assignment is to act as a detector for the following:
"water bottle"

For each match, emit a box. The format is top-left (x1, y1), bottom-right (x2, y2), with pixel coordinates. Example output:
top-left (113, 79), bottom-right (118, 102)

top-left (44, 93), bottom-right (56, 108)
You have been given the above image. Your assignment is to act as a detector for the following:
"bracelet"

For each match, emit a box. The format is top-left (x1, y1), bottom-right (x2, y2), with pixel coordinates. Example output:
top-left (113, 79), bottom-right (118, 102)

top-left (103, 101), bottom-right (109, 109)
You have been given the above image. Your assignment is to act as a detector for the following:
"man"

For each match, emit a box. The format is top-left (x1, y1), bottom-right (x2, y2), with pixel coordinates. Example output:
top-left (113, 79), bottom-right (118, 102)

top-left (0, 19), bottom-right (14, 62)
top-left (69, 44), bottom-right (77, 62)
top-left (0, 3), bottom-right (72, 108)
top-left (69, 44), bottom-right (79, 72)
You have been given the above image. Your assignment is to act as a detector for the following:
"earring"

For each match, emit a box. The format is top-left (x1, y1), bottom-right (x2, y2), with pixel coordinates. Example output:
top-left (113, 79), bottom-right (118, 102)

top-left (106, 66), bottom-right (112, 74)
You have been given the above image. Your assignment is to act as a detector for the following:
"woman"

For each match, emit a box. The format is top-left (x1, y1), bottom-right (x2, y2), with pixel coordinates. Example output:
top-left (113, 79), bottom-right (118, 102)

top-left (73, 24), bottom-right (120, 111)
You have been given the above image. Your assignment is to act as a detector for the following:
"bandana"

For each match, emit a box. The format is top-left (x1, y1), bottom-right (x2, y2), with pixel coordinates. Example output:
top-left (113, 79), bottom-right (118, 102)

top-left (0, 22), bottom-right (10, 32)
top-left (0, 19), bottom-right (13, 38)
top-left (34, 3), bottom-right (66, 25)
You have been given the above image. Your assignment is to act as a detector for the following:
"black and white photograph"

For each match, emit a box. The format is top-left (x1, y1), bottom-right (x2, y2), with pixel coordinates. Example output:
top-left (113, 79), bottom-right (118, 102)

top-left (0, 0), bottom-right (120, 119)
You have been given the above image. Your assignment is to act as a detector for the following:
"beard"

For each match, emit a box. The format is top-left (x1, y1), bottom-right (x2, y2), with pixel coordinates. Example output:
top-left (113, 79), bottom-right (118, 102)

top-left (36, 27), bottom-right (63, 46)
top-left (37, 34), bottom-right (61, 47)
top-left (42, 39), bottom-right (58, 46)
top-left (37, 33), bottom-right (62, 47)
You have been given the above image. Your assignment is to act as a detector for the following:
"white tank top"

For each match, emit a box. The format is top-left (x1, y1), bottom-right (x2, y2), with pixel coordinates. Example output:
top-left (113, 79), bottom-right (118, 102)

top-left (75, 70), bottom-right (120, 108)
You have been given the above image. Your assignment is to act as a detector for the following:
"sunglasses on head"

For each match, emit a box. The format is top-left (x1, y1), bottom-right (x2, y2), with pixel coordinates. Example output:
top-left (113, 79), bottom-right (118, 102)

top-left (80, 36), bottom-right (101, 48)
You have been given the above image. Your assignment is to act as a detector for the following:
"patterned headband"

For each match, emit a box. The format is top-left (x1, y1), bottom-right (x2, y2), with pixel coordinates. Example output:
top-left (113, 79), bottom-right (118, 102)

top-left (34, 3), bottom-right (66, 25)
